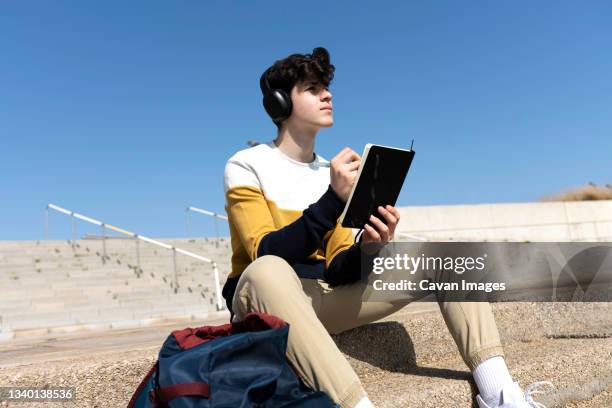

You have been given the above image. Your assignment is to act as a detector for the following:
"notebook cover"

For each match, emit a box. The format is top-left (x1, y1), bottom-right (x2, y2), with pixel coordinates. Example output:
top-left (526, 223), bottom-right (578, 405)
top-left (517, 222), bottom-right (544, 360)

top-left (339, 144), bottom-right (415, 229)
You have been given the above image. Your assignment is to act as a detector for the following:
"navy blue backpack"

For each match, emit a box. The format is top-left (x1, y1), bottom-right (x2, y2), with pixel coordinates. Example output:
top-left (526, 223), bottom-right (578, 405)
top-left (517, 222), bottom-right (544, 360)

top-left (128, 312), bottom-right (337, 407)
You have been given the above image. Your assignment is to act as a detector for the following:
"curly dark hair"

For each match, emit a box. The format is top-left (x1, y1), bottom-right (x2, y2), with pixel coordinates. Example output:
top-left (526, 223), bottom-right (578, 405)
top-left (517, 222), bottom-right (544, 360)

top-left (263, 47), bottom-right (335, 127)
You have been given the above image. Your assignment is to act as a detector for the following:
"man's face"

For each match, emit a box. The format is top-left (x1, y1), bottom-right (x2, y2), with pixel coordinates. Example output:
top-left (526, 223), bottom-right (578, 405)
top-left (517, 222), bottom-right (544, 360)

top-left (286, 79), bottom-right (333, 130)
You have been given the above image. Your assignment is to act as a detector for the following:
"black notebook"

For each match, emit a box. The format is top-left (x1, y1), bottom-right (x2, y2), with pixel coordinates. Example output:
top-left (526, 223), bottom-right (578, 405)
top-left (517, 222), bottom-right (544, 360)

top-left (339, 143), bottom-right (415, 229)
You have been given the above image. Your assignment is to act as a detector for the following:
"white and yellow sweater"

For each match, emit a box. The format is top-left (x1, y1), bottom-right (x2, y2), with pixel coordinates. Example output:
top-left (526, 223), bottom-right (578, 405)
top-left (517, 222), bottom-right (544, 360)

top-left (222, 140), bottom-right (362, 308)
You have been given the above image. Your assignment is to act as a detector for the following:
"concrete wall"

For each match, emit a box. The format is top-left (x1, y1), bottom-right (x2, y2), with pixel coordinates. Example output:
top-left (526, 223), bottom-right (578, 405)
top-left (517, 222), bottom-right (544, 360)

top-left (396, 199), bottom-right (612, 242)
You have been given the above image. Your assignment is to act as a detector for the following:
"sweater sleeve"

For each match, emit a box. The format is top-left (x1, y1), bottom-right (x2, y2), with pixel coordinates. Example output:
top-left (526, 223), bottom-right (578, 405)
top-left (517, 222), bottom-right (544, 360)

top-left (324, 243), bottom-right (363, 286)
top-left (256, 185), bottom-right (346, 264)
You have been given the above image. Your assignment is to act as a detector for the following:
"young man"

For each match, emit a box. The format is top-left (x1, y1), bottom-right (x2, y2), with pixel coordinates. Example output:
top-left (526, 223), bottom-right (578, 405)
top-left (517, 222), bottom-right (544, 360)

top-left (222, 47), bottom-right (550, 408)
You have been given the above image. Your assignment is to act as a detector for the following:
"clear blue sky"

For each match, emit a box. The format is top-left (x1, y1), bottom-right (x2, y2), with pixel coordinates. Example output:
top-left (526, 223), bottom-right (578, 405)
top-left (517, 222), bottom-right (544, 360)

top-left (2, 1), bottom-right (611, 240)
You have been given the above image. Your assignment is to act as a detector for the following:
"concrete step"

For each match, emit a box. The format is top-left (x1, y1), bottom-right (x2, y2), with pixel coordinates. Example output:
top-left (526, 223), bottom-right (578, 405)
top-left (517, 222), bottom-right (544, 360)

top-left (2, 302), bottom-right (212, 333)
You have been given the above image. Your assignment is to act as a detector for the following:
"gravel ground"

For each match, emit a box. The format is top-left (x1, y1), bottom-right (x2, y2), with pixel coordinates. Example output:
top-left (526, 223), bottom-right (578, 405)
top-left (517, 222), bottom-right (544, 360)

top-left (0, 303), bottom-right (610, 407)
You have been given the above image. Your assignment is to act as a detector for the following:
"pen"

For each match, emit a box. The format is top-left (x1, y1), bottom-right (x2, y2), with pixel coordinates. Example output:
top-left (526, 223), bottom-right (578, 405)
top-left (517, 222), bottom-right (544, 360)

top-left (318, 161), bottom-right (331, 168)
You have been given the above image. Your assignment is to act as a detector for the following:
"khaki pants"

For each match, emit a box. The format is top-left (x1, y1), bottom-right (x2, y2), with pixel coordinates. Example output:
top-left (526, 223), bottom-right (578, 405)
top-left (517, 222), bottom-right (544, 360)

top-left (231, 255), bottom-right (504, 408)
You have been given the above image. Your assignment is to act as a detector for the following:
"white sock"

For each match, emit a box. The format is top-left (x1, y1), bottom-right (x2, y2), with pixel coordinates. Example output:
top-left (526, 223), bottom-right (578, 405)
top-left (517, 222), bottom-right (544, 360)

top-left (473, 356), bottom-right (513, 406)
top-left (354, 395), bottom-right (375, 408)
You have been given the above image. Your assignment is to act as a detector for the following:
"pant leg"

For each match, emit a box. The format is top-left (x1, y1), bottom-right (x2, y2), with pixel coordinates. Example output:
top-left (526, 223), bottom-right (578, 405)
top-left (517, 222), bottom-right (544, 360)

top-left (438, 301), bottom-right (504, 370)
top-left (311, 278), bottom-right (407, 335)
top-left (231, 255), bottom-right (366, 408)
top-left (314, 241), bottom-right (505, 370)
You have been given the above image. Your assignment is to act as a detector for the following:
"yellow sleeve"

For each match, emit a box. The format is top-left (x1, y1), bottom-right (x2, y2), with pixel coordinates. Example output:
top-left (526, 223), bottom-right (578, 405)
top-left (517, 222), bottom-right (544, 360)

top-left (225, 185), bottom-right (276, 262)
top-left (324, 222), bottom-right (355, 270)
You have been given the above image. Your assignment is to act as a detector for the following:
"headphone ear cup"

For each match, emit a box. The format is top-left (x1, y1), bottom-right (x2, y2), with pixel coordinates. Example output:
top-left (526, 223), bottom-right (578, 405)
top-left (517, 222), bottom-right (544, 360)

top-left (263, 89), bottom-right (292, 123)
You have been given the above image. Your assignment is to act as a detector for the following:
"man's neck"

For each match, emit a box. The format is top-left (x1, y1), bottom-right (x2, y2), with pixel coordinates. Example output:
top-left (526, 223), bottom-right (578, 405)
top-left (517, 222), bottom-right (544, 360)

top-left (274, 123), bottom-right (318, 163)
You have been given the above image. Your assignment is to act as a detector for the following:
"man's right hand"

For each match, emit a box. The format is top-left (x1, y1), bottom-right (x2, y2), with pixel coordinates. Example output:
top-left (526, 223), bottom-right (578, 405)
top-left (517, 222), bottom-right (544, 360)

top-left (330, 147), bottom-right (361, 202)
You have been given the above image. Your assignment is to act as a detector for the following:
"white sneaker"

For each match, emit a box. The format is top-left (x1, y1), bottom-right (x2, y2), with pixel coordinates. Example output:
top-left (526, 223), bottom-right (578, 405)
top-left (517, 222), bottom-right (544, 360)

top-left (476, 381), bottom-right (554, 408)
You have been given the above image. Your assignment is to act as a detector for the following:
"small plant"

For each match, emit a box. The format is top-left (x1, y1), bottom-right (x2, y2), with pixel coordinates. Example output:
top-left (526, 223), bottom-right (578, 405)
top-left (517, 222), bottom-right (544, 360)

top-left (541, 183), bottom-right (612, 202)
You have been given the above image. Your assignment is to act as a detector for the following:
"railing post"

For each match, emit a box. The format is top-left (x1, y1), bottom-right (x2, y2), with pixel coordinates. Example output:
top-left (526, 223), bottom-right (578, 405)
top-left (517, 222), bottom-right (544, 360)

top-left (212, 261), bottom-right (224, 311)
top-left (186, 210), bottom-right (191, 239)
top-left (44, 206), bottom-right (49, 240)
top-left (71, 213), bottom-right (76, 245)
top-left (214, 218), bottom-right (219, 248)
top-left (101, 224), bottom-right (107, 263)
top-left (172, 248), bottom-right (178, 293)
top-left (135, 237), bottom-right (141, 272)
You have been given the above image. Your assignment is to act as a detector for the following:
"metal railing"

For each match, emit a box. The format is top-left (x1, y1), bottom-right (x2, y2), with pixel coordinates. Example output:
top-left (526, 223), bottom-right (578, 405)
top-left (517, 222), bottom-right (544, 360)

top-left (186, 207), bottom-right (228, 241)
top-left (45, 204), bottom-right (225, 311)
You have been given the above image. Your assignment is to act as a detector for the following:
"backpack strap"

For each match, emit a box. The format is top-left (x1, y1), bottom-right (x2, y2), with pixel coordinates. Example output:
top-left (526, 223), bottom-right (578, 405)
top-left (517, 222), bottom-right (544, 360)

top-left (149, 382), bottom-right (210, 407)
top-left (171, 312), bottom-right (288, 350)
top-left (127, 362), bottom-right (158, 408)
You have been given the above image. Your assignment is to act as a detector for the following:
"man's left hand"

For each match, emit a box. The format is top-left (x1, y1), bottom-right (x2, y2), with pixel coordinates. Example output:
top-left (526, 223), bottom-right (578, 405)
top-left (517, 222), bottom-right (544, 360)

top-left (359, 205), bottom-right (401, 249)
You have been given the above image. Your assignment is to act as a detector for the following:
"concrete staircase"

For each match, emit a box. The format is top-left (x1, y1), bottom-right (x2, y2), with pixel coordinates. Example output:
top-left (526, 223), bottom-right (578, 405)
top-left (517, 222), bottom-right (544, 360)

top-left (1, 219), bottom-right (611, 406)
top-left (0, 238), bottom-right (232, 339)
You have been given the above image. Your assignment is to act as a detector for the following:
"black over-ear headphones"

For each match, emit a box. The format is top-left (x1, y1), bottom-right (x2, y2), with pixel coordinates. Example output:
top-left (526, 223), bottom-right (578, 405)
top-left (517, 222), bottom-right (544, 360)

top-left (260, 67), bottom-right (293, 124)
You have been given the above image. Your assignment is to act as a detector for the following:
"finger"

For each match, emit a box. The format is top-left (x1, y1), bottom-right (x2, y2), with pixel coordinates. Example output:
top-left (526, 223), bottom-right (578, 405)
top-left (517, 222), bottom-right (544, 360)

top-left (386, 205), bottom-right (401, 221)
top-left (345, 160), bottom-right (361, 171)
top-left (332, 147), bottom-right (351, 162)
top-left (378, 206), bottom-right (397, 226)
top-left (363, 224), bottom-right (380, 242)
top-left (369, 215), bottom-right (389, 241)
top-left (336, 147), bottom-right (351, 159)
top-left (339, 149), bottom-right (360, 164)
top-left (345, 151), bottom-right (361, 163)
top-left (363, 223), bottom-right (381, 242)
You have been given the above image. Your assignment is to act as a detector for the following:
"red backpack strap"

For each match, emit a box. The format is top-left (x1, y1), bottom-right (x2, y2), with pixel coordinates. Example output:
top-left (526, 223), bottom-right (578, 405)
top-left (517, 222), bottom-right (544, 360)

top-left (171, 322), bottom-right (233, 350)
top-left (127, 362), bottom-right (158, 408)
top-left (232, 312), bottom-right (288, 333)
top-left (171, 313), bottom-right (287, 350)
top-left (149, 382), bottom-right (210, 407)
